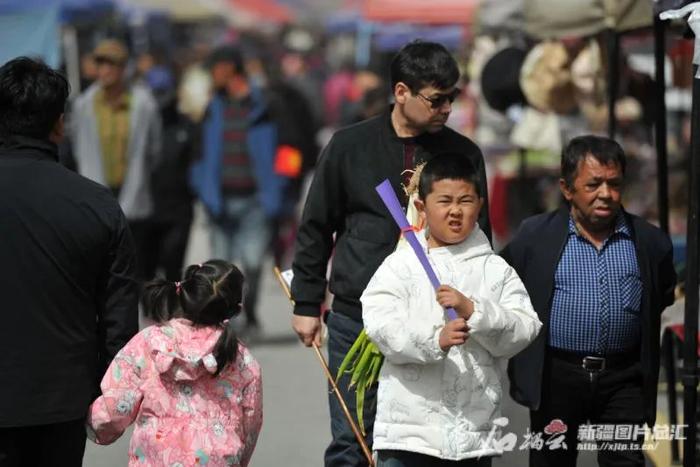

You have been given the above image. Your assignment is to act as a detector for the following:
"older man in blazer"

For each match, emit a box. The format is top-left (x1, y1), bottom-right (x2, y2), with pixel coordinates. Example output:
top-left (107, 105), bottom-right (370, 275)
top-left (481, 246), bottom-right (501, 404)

top-left (502, 135), bottom-right (676, 467)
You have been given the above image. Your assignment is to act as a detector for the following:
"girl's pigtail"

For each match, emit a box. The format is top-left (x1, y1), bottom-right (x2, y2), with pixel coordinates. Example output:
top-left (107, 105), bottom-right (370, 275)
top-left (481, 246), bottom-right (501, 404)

top-left (141, 277), bottom-right (181, 322)
top-left (213, 318), bottom-right (239, 376)
top-left (178, 260), bottom-right (244, 375)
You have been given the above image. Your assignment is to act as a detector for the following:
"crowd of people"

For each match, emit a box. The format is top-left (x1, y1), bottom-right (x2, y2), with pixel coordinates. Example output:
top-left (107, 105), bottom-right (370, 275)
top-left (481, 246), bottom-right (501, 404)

top-left (0, 36), bottom-right (677, 467)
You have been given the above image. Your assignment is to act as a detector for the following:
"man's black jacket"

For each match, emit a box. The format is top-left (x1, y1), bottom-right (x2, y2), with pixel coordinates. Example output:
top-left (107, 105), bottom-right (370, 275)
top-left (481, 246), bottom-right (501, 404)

top-left (501, 207), bottom-right (676, 425)
top-left (292, 108), bottom-right (491, 321)
top-left (0, 135), bottom-right (138, 427)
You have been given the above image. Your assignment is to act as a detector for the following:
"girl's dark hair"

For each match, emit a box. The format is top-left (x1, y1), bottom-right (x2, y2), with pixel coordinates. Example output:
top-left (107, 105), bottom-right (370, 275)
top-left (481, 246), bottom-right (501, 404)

top-left (418, 153), bottom-right (481, 200)
top-left (142, 260), bottom-right (245, 375)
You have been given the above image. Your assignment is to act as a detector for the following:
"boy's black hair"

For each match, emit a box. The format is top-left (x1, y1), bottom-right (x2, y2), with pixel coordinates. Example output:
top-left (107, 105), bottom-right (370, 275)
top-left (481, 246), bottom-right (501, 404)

top-left (418, 153), bottom-right (482, 200)
top-left (390, 40), bottom-right (460, 93)
top-left (141, 259), bottom-right (245, 375)
top-left (561, 135), bottom-right (626, 189)
top-left (0, 57), bottom-right (69, 140)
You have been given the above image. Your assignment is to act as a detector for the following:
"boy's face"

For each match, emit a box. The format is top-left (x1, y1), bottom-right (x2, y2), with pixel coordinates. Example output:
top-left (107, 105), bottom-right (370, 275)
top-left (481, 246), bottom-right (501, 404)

top-left (415, 178), bottom-right (482, 248)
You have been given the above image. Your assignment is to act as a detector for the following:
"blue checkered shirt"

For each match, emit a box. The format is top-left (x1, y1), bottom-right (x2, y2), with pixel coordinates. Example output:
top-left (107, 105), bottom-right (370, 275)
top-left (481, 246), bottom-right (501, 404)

top-left (549, 215), bottom-right (642, 354)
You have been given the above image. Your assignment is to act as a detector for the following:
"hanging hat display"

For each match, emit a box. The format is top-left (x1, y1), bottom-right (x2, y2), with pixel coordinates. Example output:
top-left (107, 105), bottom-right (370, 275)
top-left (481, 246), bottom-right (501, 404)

top-left (480, 47), bottom-right (527, 113)
top-left (519, 41), bottom-right (577, 114)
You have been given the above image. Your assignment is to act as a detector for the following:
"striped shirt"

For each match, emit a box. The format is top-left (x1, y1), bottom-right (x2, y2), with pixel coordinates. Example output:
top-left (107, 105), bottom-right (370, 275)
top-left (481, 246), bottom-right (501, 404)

top-left (549, 214), bottom-right (642, 354)
top-left (221, 96), bottom-right (256, 195)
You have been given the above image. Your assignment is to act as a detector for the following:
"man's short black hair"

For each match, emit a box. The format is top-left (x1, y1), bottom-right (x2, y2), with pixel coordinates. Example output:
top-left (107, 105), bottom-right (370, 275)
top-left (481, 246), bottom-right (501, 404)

top-left (206, 45), bottom-right (246, 76)
top-left (418, 153), bottom-right (482, 200)
top-left (390, 40), bottom-right (460, 93)
top-left (0, 57), bottom-right (69, 140)
top-left (561, 135), bottom-right (626, 189)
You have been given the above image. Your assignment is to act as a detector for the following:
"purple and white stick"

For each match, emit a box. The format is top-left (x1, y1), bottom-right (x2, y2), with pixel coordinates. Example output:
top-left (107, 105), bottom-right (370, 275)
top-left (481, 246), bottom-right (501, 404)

top-left (375, 179), bottom-right (458, 320)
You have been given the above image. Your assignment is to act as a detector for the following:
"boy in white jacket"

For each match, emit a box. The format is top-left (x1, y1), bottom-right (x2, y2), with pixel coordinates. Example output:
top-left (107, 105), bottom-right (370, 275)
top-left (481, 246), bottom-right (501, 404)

top-left (362, 154), bottom-right (542, 466)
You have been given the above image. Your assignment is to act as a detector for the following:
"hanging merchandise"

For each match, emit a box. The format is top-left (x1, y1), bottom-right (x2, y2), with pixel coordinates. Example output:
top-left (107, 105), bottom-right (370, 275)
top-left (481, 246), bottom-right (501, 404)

top-left (510, 108), bottom-right (562, 154)
top-left (480, 47), bottom-right (527, 114)
top-left (571, 39), bottom-right (609, 131)
top-left (519, 41), bottom-right (577, 114)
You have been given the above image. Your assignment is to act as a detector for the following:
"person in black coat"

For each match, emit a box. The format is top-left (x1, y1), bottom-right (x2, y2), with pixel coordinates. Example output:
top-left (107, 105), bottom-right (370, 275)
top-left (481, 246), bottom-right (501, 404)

top-left (138, 91), bottom-right (197, 282)
top-left (501, 135), bottom-right (676, 467)
top-left (0, 57), bottom-right (138, 467)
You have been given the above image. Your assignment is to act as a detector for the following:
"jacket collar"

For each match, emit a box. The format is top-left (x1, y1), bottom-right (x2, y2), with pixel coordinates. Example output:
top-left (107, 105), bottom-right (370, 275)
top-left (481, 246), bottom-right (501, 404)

top-left (95, 87), bottom-right (131, 111)
top-left (382, 106), bottom-right (408, 143)
top-left (560, 204), bottom-right (635, 241)
top-left (381, 105), bottom-right (450, 146)
top-left (0, 134), bottom-right (59, 162)
top-left (415, 224), bottom-right (492, 260)
top-left (213, 84), bottom-right (268, 124)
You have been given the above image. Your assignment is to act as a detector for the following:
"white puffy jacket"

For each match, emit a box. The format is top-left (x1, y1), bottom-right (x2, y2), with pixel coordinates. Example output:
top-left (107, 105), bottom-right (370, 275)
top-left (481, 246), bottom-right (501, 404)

top-left (361, 226), bottom-right (542, 460)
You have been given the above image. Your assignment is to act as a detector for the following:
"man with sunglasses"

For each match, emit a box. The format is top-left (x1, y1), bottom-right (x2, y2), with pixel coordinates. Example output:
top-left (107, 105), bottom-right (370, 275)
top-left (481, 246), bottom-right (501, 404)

top-left (70, 39), bottom-right (162, 279)
top-left (291, 40), bottom-right (491, 467)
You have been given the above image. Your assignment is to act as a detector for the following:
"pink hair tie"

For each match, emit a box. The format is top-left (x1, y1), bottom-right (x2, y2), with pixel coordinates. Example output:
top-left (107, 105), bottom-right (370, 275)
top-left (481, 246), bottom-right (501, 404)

top-left (400, 225), bottom-right (418, 235)
top-left (175, 281), bottom-right (182, 295)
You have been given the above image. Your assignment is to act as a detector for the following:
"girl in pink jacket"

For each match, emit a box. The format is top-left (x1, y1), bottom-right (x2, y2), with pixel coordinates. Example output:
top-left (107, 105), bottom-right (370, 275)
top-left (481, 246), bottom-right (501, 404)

top-left (87, 260), bottom-right (262, 467)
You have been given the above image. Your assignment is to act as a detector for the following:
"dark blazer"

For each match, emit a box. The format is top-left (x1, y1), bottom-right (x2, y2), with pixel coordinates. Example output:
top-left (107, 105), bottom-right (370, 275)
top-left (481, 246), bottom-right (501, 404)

top-left (501, 206), bottom-right (676, 425)
top-left (0, 135), bottom-right (138, 427)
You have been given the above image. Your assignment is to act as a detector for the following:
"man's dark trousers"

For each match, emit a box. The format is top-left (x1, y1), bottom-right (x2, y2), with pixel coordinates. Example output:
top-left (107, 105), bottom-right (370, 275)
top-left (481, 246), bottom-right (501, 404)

top-left (0, 419), bottom-right (86, 467)
top-left (325, 311), bottom-right (377, 467)
top-left (530, 351), bottom-right (646, 467)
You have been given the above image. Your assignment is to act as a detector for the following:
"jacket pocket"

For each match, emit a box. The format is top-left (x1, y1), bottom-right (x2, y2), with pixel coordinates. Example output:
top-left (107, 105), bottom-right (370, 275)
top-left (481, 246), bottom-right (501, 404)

top-left (620, 274), bottom-right (643, 315)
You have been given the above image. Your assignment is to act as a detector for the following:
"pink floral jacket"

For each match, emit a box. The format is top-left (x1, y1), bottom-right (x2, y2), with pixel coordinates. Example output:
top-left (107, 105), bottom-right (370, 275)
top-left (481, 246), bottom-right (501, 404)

top-left (87, 318), bottom-right (262, 466)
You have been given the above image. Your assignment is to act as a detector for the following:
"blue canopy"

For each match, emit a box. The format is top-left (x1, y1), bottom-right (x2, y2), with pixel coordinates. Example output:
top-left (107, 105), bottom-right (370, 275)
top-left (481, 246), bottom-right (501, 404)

top-left (325, 10), bottom-right (362, 34)
top-left (0, 0), bottom-right (113, 68)
top-left (0, 0), bottom-right (113, 22)
top-left (373, 23), bottom-right (466, 51)
top-left (0, 4), bottom-right (61, 68)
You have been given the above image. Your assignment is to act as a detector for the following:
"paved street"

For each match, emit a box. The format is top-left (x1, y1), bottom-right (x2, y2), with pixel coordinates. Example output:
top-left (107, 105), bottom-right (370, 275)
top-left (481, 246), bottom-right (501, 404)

top-left (84, 271), bottom-right (602, 466)
top-left (84, 207), bottom-right (602, 467)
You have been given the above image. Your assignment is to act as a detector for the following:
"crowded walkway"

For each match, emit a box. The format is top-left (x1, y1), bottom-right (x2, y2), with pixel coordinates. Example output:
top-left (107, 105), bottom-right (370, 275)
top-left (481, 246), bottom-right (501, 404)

top-left (79, 208), bottom-right (606, 467)
top-left (0, 2), bottom-right (697, 467)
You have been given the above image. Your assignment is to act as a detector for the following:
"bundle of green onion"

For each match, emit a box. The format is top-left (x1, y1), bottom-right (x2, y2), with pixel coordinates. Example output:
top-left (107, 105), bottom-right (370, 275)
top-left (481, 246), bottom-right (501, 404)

top-left (335, 168), bottom-right (423, 435)
top-left (335, 328), bottom-right (383, 435)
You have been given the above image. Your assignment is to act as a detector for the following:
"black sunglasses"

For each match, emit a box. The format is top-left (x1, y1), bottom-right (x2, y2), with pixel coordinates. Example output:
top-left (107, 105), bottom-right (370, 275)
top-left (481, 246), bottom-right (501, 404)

top-left (415, 88), bottom-right (461, 109)
top-left (94, 56), bottom-right (124, 67)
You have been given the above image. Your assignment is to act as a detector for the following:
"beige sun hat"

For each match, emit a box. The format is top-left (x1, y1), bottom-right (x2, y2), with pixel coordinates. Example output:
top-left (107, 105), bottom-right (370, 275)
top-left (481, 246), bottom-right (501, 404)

top-left (519, 41), bottom-right (577, 114)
